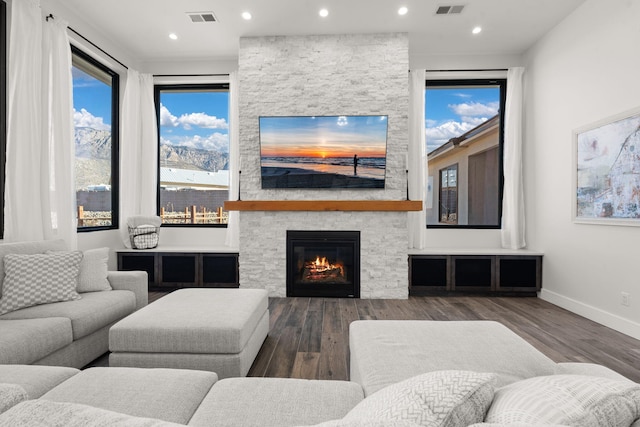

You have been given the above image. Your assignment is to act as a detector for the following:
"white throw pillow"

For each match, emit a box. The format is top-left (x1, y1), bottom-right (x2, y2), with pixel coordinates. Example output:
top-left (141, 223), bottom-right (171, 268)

top-left (0, 383), bottom-right (28, 414)
top-left (344, 370), bottom-right (497, 427)
top-left (47, 248), bottom-right (111, 292)
top-left (468, 424), bottom-right (570, 426)
top-left (77, 248), bottom-right (111, 292)
top-left (0, 252), bottom-right (82, 315)
top-left (485, 374), bottom-right (640, 427)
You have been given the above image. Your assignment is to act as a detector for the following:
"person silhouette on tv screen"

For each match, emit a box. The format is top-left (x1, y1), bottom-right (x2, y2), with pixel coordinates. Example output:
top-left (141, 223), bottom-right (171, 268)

top-left (353, 154), bottom-right (358, 176)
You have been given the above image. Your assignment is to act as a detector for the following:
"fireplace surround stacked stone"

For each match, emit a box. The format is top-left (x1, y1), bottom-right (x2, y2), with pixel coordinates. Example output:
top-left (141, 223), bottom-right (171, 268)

top-left (237, 33), bottom-right (410, 299)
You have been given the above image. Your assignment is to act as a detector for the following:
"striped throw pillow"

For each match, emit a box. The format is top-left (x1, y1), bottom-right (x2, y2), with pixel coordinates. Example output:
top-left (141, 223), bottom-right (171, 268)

top-left (485, 374), bottom-right (640, 427)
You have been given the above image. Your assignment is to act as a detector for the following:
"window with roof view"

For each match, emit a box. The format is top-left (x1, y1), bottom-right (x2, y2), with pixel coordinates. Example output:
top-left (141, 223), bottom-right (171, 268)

top-left (425, 79), bottom-right (506, 228)
top-left (155, 84), bottom-right (230, 226)
top-left (72, 46), bottom-right (119, 230)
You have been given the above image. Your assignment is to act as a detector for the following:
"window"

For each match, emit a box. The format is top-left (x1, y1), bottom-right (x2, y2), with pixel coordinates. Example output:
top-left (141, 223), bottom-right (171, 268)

top-left (425, 79), bottom-right (506, 228)
top-left (71, 46), bottom-right (119, 230)
top-left (0, 1), bottom-right (6, 238)
top-left (155, 84), bottom-right (230, 226)
top-left (439, 164), bottom-right (458, 224)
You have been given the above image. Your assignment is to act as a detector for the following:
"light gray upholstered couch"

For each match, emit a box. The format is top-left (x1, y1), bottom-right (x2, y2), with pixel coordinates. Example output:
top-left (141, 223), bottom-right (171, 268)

top-left (1, 320), bottom-right (639, 426)
top-left (0, 240), bottom-right (147, 369)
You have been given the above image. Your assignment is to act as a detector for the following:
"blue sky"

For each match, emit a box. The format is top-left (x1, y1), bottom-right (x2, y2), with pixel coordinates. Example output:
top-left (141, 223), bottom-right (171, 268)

top-left (259, 115), bottom-right (388, 158)
top-left (425, 87), bottom-right (500, 153)
top-left (159, 91), bottom-right (229, 153)
top-left (72, 67), bottom-right (112, 130)
top-left (72, 66), bottom-right (230, 153)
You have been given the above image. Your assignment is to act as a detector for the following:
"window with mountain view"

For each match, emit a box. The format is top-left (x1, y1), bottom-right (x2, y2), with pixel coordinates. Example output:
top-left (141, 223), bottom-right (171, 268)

top-left (425, 79), bottom-right (506, 228)
top-left (71, 47), bottom-right (119, 230)
top-left (155, 84), bottom-right (230, 226)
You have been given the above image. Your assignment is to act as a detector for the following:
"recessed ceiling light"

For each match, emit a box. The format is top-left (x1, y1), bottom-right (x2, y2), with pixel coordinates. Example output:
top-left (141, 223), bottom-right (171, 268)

top-left (319, 8), bottom-right (329, 17)
top-left (169, 33), bottom-right (178, 40)
top-left (472, 26), bottom-right (482, 34)
top-left (398, 6), bottom-right (408, 15)
top-left (242, 11), bottom-right (252, 20)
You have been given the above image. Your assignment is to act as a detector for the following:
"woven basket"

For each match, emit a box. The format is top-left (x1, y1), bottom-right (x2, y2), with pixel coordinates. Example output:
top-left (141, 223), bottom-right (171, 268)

top-left (128, 225), bottom-right (160, 249)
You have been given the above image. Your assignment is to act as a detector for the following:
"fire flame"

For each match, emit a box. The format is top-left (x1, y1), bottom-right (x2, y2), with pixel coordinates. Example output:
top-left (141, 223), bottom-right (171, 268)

top-left (307, 256), bottom-right (344, 275)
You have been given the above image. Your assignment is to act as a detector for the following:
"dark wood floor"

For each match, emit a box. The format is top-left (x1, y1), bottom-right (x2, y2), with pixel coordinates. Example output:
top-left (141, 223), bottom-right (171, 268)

top-left (150, 293), bottom-right (640, 383)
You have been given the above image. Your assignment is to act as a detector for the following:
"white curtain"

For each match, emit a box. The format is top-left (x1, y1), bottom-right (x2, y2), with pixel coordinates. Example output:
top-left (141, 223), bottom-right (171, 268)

top-left (225, 71), bottom-right (240, 248)
top-left (407, 69), bottom-right (426, 249)
top-left (119, 70), bottom-right (158, 247)
top-left (501, 67), bottom-right (526, 249)
top-left (5, 0), bottom-right (76, 248)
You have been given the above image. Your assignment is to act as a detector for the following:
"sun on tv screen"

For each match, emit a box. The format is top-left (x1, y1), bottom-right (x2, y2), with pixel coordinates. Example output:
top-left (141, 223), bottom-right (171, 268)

top-left (259, 115), bottom-right (388, 189)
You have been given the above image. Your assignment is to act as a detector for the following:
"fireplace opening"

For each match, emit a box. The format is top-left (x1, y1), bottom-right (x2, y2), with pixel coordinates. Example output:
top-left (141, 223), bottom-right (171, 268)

top-left (287, 230), bottom-right (360, 298)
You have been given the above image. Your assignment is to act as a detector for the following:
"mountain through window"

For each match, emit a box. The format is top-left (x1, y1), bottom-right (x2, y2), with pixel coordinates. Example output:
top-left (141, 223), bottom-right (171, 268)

top-left (155, 84), bottom-right (230, 226)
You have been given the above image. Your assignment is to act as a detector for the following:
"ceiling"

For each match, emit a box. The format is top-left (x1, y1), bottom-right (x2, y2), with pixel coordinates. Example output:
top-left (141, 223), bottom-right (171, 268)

top-left (50, 0), bottom-right (587, 64)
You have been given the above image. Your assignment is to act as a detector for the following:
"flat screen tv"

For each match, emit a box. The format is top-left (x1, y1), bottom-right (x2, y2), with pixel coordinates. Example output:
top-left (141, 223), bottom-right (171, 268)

top-left (259, 115), bottom-right (388, 189)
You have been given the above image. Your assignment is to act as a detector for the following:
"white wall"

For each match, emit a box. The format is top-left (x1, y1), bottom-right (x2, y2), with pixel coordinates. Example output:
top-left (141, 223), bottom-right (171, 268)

top-left (524, 0), bottom-right (640, 339)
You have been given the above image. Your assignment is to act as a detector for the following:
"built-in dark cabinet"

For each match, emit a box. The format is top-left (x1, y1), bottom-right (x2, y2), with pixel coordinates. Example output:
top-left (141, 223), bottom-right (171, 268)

top-left (117, 250), bottom-right (239, 291)
top-left (409, 252), bottom-right (542, 296)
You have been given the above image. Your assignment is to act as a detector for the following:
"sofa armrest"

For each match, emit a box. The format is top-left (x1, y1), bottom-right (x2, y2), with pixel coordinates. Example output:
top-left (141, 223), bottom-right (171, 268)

top-left (107, 271), bottom-right (148, 311)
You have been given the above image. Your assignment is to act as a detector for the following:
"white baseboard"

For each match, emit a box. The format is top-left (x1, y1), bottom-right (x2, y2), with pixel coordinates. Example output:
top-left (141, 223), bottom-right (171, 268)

top-left (539, 289), bottom-right (640, 341)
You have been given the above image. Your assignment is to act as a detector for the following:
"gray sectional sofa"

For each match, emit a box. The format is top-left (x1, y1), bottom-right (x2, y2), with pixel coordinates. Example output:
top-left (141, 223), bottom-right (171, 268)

top-left (0, 240), bottom-right (147, 369)
top-left (1, 319), bottom-right (639, 426)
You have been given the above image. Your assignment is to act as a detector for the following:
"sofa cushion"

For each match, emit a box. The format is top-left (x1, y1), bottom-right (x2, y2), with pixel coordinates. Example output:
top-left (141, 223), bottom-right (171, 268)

top-left (49, 248), bottom-right (111, 293)
top-left (188, 377), bottom-right (364, 427)
top-left (312, 421), bottom-right (421, 426)
top-left (0, 252), bottom-right (83, 315)
top-left (0, 365), bottom-right (79, 398)
top-left (0, 400), bottom-right (185, 426)
top-left (0, 239), bottom-right (67, 299)
top-left (344, 371), bottom-right (496, 427)
top-left (349, 320), bottom-right (557, 396)
top-left (42, 367), bottom-right (218, 425)
top-left (484, 374), bottom-right (640, 426)
top-left (1, 290), bottom-right (135, 340)
top-left (0, 383), bottom-right (28, 414)
top-left (0, 318), bottom-right (72, 364)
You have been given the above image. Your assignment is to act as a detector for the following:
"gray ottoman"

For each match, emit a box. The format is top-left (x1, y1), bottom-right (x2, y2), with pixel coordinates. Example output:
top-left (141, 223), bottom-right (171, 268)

top-left (350, 320), bottom-right (558, 396)
top-left (109, 288), bottom-right (269, 379)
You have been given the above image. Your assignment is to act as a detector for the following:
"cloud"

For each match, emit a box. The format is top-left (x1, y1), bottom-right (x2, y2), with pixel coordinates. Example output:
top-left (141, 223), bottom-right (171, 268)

top-left (449, 101), bottom-right (499, 117)
top-left (426, 118), bottom-right (489, 153)
top-left (179, 112), bottom-right (228, 130)
top-left (161, 132), bottom-right (229, 153)
top-left (160, 104), bottom-right (228, 130)
top-left (73, 108), bottom-right (110, 131)
top-left (160, 104), bottom-right (179, 127)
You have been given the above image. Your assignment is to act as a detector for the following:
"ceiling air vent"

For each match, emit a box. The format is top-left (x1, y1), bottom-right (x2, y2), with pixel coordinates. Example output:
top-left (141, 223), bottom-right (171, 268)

top-left (436, 5), bottom-right (465, 15)
top-left (187, 12), bottom-right (217, 23)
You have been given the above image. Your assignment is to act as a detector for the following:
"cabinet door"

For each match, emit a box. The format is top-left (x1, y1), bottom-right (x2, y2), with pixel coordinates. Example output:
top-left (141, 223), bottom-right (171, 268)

top-left (451, 256), bottom-right (495, 292)
top-left (496, 256), bottom-right (541, 293)
top-left (409, 256), bottom-right (450, 295)
top-left (158, 253), bottom-right (199, 288)
top-left (118, 253), bottom-right (156, 286)
top-left (201, 254), bottom-right (239, 288)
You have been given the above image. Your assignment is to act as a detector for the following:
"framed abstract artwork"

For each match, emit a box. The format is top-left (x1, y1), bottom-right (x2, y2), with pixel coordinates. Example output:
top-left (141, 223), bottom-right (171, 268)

top-left (573, 106), bottom-right (640, 225)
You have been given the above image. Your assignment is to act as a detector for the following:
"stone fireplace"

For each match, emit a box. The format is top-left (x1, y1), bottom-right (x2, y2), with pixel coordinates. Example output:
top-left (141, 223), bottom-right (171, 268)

top-left (287, 230), bottom-right (360, 298)
top-left (237, 33), bottom-right (410, 299)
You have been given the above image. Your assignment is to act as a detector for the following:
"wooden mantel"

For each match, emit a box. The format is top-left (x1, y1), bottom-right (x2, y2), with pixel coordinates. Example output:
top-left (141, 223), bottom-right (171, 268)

top-left (224, 200), bottom-right (423, 212)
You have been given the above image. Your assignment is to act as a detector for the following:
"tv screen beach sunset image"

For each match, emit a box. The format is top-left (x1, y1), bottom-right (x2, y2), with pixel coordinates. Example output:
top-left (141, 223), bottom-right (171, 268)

top-left (259, 115), bottom-right (388, 189)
